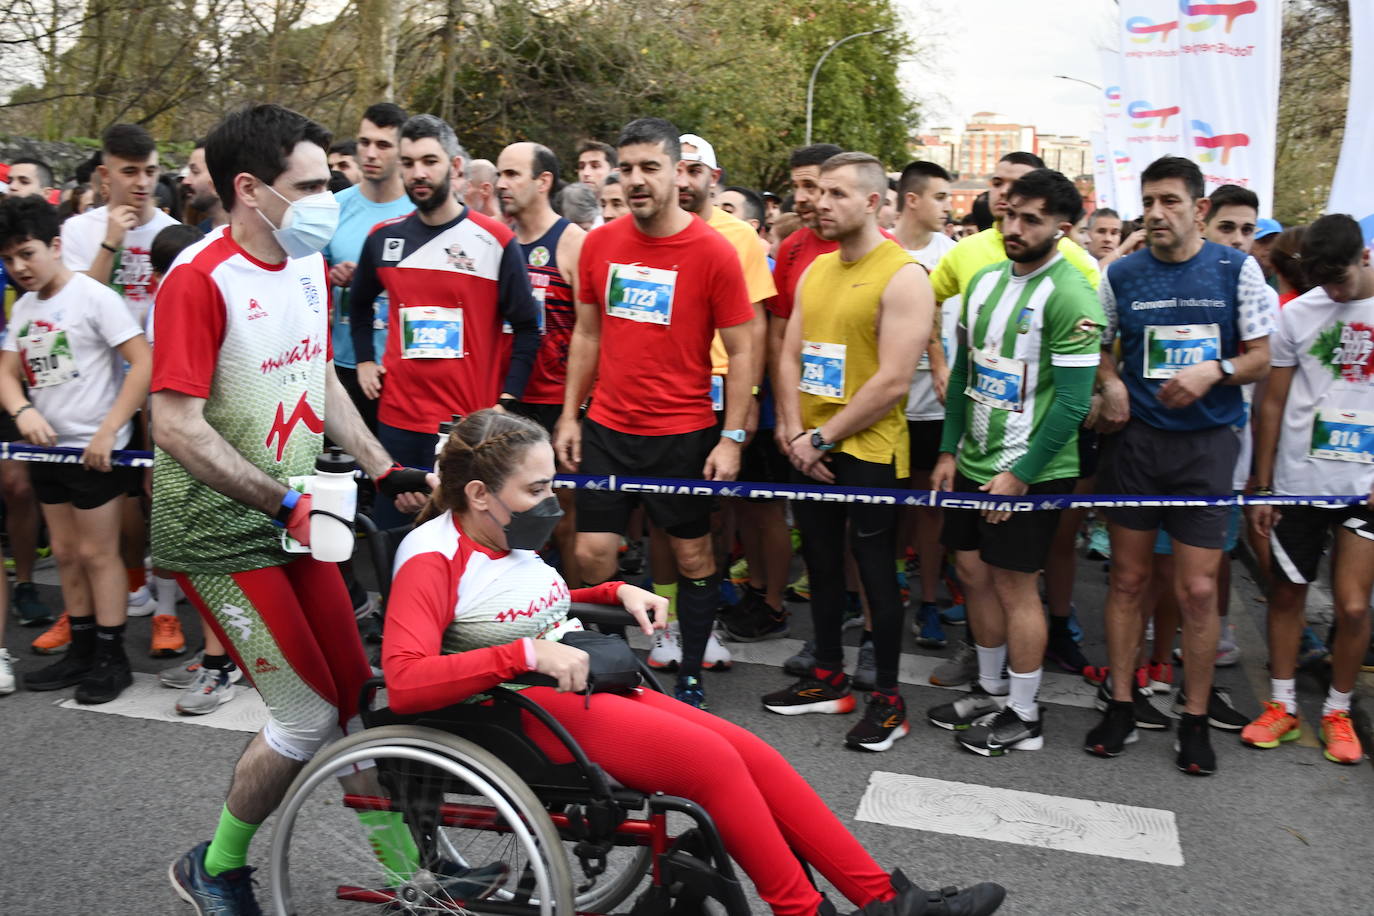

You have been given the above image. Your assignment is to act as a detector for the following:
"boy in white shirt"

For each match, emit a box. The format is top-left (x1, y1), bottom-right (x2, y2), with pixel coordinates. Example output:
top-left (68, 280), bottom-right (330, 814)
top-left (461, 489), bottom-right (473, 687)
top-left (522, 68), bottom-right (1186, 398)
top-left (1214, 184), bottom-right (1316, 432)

top-left (0, 195), bottom-right (153, 704)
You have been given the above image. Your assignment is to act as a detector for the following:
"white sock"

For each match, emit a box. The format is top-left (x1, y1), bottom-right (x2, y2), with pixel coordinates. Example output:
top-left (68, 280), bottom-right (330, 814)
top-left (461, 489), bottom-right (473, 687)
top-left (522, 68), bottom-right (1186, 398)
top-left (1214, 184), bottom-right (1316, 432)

top-left (976, 643), bottom-right (1008, 695)
top-left (1323, 687), bottom-right (1352, 717)
top-left (154, 577), bottom-right (178, 616)
top-left (1008, 668), bottom-right (1042, 721)
top-left (1271, 678), bottom-right (1297, 715)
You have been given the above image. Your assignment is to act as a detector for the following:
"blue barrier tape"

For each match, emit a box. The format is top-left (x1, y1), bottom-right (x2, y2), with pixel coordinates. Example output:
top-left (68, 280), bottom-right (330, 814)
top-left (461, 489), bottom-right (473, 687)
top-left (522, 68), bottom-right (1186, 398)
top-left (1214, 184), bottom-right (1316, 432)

top-left (10, 443), bottom-right (1365, 511)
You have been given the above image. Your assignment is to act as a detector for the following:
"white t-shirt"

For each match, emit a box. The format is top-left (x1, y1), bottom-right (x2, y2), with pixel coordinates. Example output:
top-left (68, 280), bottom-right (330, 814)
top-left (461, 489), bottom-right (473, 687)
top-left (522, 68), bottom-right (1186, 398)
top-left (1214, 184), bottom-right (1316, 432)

top-left (2, 273), bottom-right (142, 449)
top-left (1268, 285), bottom-right (1374, 497)
top-left (905, 232), bottom-right (959, 421)
top-left (61, 205), bottom-right (178, 328)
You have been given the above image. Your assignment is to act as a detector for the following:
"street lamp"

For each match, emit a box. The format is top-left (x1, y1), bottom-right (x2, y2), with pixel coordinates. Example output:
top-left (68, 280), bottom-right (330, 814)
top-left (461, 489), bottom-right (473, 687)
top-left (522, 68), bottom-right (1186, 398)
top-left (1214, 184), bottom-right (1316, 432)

top-left (806, 27), bottom-right (893, 146)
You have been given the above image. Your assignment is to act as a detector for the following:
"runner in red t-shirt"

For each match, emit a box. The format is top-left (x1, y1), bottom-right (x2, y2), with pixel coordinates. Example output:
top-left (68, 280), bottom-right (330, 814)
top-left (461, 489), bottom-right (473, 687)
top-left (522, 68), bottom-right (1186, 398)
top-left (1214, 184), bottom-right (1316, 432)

top-left (553, 118), bottom-right (758, 710)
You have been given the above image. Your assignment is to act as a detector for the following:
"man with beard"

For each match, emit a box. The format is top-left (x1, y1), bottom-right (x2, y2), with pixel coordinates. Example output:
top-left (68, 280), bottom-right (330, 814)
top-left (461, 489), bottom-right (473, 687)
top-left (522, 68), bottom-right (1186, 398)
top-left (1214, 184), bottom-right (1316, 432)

top-left (185, 141), bottom-right (227, 230)
top-left (350, 115), bottom-right (539, 528)
top-left (924, 170), bottom-right (1104, 757)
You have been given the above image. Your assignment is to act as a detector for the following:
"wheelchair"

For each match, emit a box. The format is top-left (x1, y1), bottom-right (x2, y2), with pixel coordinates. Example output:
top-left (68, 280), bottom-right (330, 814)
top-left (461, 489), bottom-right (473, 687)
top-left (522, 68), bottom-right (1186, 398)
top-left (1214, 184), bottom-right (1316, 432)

top-left (265, 517), bottom-right (755, 915)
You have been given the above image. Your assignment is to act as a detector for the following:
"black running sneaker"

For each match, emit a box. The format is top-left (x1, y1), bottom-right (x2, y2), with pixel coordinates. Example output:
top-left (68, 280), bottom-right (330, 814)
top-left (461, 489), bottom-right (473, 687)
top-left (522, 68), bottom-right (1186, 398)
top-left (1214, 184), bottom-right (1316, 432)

top-left (1044, 628), bottom-right (1090, 674)
top-left (1094, 676), bottom-right (1169, 730)
top-left (958, 706), bottom-right (1044, 757)
top-left (762, 669), bottom-right (856, 716)
top-left (721, 591), bottom-right (790, 642)
top-left (884, 868), bottom-right (1006, 916)
top-left (927, 683), bottom-right (1005, 730)
top-left (845, 690), bottom-right (909, 752)
top-left (1084, 699), bottom-right (1138, 757)
top-left (1174, 686), bottom-right (1248, 731)
top-left (74, 649), bottom-right (132, 704)
top-left (24, 652), bottom-right (94, 691)
top-left (1175, 712), bottom-right (1217, 776)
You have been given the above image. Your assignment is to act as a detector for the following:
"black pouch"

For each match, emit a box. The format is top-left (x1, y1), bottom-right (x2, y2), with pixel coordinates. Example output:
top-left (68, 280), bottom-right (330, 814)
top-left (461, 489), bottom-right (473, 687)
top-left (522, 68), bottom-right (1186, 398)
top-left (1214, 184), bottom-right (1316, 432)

top-left (516, 629), bottom-right (643, 696)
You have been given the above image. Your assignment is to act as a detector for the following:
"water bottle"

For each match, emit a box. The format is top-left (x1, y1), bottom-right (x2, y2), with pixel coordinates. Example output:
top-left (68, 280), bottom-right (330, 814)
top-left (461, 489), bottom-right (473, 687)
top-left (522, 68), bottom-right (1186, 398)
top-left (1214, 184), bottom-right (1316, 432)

top-left (309, 447), bottom-right (358, 562)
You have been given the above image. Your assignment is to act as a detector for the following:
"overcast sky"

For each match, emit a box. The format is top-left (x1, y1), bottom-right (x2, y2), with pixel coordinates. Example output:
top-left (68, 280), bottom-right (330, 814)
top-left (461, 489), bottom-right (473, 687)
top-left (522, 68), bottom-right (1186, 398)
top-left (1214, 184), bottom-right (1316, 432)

top-left (892, 0), bottom-right (1119, 138)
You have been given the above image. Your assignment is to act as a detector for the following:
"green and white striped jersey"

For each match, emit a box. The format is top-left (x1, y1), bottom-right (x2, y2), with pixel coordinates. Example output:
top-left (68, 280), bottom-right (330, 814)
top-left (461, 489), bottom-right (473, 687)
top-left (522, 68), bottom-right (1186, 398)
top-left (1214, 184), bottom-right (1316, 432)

top-left (954, 254), bottom-right (1104, 484)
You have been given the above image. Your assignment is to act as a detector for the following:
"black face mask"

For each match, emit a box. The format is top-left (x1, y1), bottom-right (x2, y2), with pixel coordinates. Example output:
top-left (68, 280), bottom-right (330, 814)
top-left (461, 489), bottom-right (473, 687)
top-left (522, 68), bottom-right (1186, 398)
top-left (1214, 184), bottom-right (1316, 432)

top-left (491, 494), bottom-right (564, 551)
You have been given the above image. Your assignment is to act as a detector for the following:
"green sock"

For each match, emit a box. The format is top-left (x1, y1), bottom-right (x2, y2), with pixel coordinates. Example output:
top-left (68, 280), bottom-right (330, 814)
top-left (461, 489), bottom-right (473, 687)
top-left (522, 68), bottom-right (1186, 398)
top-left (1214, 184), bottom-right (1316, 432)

top-left (357, 810), bottom-right (420, 884)
top-left (204, 806), bottom-right (261, 876)
top-left (653, 582), bottom-right (679, 623)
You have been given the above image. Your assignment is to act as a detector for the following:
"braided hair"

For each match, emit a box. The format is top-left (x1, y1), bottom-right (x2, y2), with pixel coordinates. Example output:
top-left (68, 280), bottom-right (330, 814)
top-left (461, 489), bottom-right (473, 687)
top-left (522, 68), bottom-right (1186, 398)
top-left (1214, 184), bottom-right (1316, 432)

top-left (419, 409), bottom-right (549, 523)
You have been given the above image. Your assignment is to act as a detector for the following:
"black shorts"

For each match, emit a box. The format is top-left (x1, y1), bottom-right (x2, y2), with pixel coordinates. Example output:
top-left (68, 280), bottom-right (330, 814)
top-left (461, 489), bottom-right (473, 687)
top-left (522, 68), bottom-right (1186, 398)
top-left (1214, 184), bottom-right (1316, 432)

top-left (29, 462), bottom-right (134, 510)
top-left (907, 419), bottom-right (944, 474)
top-left (1097, 419), bottom-right (1239, 549)
top-left (576, 418), bottom-right (718, 540)
top-left (511, 401), bottom-right (561, 436)
top-left (941, 471), bottom-right (1074, 573)
top-left (1076, 426), bottom-right (1100, 479)
top-left (741, 430), bottom-right (791, 500)
top-left (1270, 504), bottom-right (1374, 585)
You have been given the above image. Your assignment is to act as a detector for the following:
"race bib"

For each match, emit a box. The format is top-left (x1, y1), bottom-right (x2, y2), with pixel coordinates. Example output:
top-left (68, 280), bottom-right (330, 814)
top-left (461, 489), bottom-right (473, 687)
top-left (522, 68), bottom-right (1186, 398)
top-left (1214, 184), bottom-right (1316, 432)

top-left (22, 329), bottom-right (79, 389)
top-left (799, 341), bottom-right (846, 398)
top-left (400, 306), bottom-right (463, 359)
top-left (711, 374), bottom-right (725, 412)
top-left (966, 349), bottom-right (1025, 412)
top-left (1310, 407), bottom-right (1374, 464)
top-left (1143, 324), bottom-right (1220, 380)
top-left (606, 264), bottom-right (676, 325)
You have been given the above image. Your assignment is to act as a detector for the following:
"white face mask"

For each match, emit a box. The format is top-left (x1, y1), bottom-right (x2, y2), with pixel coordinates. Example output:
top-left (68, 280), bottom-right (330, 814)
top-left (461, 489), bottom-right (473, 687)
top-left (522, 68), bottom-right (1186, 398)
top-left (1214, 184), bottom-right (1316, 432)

top-left (258, 183), bottom-right (339, 259)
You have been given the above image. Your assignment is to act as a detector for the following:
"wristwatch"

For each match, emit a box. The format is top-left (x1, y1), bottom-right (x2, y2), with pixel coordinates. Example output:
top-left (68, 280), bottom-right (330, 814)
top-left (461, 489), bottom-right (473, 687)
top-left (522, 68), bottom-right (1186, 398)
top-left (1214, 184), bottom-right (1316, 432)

top-left (720, 428), bottom-right (746, 443)
top-left (1218, 358), bottom-right (1236, 379)
top-left (810, 428), bottom-right (836, 451)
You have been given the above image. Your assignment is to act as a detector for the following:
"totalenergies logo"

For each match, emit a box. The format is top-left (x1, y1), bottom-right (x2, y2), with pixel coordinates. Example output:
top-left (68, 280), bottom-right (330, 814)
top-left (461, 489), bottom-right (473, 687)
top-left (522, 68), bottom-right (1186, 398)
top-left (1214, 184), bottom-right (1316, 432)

top-left (1191, 120), bottom-right (1250, 164)
top-left (1179, 0), bottom-right (1259, 33)
top-left (1113, 150), bottom-right (1133, 177)
top-left (1104, 85), bottom-right (1122, 108)
top-left (1126, 16), bottom-right (1179, 43)
top-left (1128, 100), bottom-right (1181, 128)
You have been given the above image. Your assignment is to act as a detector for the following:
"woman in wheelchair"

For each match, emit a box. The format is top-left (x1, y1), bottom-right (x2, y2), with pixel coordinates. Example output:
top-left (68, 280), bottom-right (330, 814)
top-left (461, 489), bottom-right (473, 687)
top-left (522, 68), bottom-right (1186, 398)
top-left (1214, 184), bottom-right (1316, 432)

top-left (382, 410), bottom-right (1005, 916)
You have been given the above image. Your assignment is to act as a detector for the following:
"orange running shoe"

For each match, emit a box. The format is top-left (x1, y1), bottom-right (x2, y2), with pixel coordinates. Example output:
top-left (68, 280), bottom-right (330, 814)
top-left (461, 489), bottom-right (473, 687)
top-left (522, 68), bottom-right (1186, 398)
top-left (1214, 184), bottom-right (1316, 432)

top-left (1241, 701), bottom-right (1300, 749)
top-left (31, 612), bottom-right (71, 655)
top-left (149, 614), bottom-right (187, 658)
top-left (1320, 710), bottom-right (1362, 765)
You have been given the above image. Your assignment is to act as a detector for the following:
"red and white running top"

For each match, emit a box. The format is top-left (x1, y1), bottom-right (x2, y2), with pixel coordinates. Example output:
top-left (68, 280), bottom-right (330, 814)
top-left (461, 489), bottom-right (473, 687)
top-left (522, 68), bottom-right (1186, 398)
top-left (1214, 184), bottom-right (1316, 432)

top-left (382, 510), bottom-right (623, 714)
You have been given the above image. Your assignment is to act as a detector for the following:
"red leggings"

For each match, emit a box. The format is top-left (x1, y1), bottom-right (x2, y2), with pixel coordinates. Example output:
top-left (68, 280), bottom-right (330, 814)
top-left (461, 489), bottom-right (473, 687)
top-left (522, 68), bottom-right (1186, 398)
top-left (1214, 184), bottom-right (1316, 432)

top-left (520, 687), bottom-right (893, 916)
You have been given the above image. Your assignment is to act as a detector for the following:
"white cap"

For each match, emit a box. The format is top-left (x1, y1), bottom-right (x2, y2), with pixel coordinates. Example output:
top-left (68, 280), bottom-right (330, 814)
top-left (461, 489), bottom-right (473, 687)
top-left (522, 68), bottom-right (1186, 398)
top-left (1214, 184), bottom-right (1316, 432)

top-left (678, 134), bottom-right (719, 170)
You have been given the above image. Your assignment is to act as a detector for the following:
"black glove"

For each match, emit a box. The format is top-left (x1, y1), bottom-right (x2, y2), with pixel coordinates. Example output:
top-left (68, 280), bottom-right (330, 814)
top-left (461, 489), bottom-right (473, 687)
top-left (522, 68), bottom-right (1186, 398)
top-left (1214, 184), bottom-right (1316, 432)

top-left (375, 463), bottom-right (431, 499)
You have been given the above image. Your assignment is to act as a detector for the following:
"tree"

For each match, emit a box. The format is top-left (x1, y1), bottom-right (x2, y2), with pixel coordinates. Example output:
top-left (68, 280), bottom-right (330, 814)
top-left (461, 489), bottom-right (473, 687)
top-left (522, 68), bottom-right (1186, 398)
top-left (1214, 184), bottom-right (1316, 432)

top-left (1273, 0), bottom-right (1350, 225)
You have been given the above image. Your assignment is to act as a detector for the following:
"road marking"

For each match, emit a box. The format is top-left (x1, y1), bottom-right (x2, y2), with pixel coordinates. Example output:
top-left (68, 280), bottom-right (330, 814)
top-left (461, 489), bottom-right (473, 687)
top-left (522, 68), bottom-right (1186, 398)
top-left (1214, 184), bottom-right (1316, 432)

top-left (856, 770), bottom-right (1185, 867)
top-left (627, 632), bottom-right (1100, 709)
top-left (58, 672), bottom-right (267, 733)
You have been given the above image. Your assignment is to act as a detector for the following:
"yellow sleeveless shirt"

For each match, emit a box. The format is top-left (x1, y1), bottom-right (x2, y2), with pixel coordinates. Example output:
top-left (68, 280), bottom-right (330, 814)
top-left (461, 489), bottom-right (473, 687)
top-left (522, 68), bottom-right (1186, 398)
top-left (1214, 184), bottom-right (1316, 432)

top-left (798, 239), bottom-right (915, 478)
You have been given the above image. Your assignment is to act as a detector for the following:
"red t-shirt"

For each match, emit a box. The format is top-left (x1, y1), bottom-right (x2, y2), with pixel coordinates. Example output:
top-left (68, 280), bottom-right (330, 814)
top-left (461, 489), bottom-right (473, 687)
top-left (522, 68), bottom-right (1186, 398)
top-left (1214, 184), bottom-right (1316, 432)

top-left (578, 215), bottom-right (754, 436)
top-left (768, 226), bottom-right (897, 319)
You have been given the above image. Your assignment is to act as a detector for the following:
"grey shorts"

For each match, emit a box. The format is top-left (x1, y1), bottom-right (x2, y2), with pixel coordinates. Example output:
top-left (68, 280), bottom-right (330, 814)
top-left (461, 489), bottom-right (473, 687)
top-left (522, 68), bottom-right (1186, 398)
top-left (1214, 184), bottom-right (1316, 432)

top-left (1097, 419), bottom-right (1239, 550)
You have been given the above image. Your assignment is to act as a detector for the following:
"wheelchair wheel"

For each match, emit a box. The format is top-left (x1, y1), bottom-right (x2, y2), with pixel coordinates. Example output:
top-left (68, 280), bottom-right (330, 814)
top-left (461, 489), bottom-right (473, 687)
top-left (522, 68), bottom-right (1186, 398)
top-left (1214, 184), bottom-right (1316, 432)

top-left (268, 725), bottom-right (574, 915)
top-left (536, 841), bottom-right (649, 913)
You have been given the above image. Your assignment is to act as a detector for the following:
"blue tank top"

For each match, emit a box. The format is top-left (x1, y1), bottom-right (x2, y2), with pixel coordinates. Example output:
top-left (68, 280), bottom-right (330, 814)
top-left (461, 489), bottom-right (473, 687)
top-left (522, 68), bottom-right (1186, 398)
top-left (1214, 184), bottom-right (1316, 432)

top-left (1107, 241), bottom-right (1245, 431)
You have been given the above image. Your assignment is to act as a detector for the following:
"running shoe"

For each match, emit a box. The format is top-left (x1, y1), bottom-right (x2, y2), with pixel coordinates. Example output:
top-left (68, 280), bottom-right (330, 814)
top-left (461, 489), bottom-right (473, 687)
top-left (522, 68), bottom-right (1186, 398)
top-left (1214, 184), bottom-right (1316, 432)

top-left (1081, 664), bottom-right (1110, 686)
top-left (845, 690), bottom-right (909, 752)
top-left (150, 614), bottom-right (187, 658)
top-left (74, 649), bottom-right (132, 704)
top-left (1215, 622), bottom-right (1241, 667)
top-left (1320, 710), bottom-right (1363, 765)
top-left (127, 585), bottom-right (154, 617)
top-left (852, 641), bottom-right (877, 692)
top-left (720, 590), bottom-right (789, 642)
top-left (1147, 661), bottom-right (1174, 694)
top-left (703, 630), bottom-right (733, 671)
top-left (617, 539), bottom-right (645, 577)
top-left (1094, 669), bottom-right (1169, 730)
top-left (1174, 686), bottom-right (1247, 731)
top-left (648, 623), bottom-right (682, 671)
top-left (674, 674), bottom-right (707, 710)
top-left (1086, 521), bottom-right (1111, 560)
top-left (959, 706), bottom-right (1044, 756)
top-left (1044, 627), bottom-right (1090, 674)
top-left (728, 557), bottom-right (750, 584)
top-left (30, 612), bottom-right (70, 655)
top-left (1298, 627), bottom-right (1330, 669)
top-left (24, 651), bottom-right (92, 691)
top-left (762, 669), bottom-right (856, 715)
top-left (176, 666), bottom-right (238, 715)
top-left (913, 602), bottom-right (947, 648)
top-left (929, 641), bottom-right (977, 687)
top-left (161, 652), bottom-right (206, 689)
top-left (1241, 701), bottom-right (1300, 749)
top-left (13, 581), bottom-right (52, 626)
top-left (0, 647), bottom-right (15, 695)
top-left (784, 574), bottom-right (811, 603)
top-left (783, 639), bottom-right (816, 678)
top-left (939, 603), bottom-right (967, 625)
top-left (884, 869), bottom-right (1006, 916)
top-left (170, 840), bottom-right (263, 916)
top-left (842, 591), bottom-right (865, 629)
top-left (1084, 700), bottom-right (1138, 757)
top-left (1175, 713), bottom-right (1216, 775)
top-left (927, 683), bottom-right (1006, 730)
